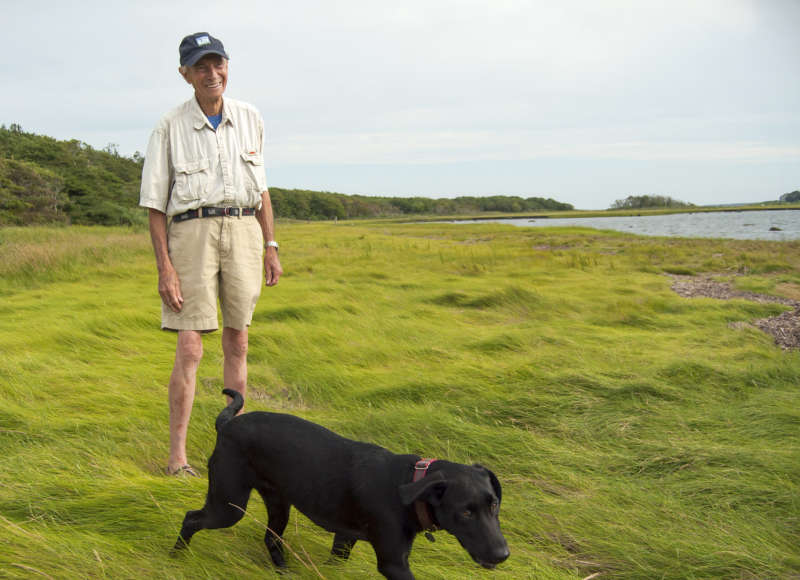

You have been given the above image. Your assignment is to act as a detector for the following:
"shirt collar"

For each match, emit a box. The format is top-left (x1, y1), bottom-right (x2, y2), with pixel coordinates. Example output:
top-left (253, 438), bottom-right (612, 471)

top-left (190, 97), bottom-right (234, 130)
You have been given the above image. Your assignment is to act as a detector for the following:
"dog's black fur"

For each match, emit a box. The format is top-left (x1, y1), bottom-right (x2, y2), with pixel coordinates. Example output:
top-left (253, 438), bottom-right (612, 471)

top-left (173, 389), bottom-right (509, 579)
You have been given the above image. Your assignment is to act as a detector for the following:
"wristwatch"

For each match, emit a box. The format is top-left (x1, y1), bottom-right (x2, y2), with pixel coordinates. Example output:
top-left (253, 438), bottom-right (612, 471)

top-left (265, 240), bottom-right (279, 251)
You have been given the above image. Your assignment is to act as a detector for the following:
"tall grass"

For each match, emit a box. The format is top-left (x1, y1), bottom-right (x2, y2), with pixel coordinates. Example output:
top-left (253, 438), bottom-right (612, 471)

top-left (1, 223), bottom-right (798, 579)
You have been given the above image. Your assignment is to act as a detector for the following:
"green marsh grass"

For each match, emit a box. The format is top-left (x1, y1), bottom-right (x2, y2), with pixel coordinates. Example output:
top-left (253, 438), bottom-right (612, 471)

top-left (1, 223), bottom-right (799, 579)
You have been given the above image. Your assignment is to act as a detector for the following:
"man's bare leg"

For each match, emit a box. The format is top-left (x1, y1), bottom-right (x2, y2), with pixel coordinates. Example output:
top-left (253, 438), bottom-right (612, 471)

top-left (222, 327), bottom-right (248, 412)
top-left (168, 330), bottom-right (203, 471)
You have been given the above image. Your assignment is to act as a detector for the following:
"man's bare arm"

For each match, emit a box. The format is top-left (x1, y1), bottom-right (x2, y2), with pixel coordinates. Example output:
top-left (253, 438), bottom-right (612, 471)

top-left (256, 190), bottom-right (283, 287)
top-left (148, 208), bottom-right (183, 312)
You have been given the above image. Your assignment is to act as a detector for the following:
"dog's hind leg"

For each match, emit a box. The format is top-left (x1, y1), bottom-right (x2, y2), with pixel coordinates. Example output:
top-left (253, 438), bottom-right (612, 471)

top-left (256, 485), bottom-right (291, 568)
top-left (173, 488), bottom-right (250, 550)
top-left (172, 508), bottom-right (205, 550)
top-left (330, 533), bottom-right (358, 561)
top-left (174, 463), bottom-right (252, 550)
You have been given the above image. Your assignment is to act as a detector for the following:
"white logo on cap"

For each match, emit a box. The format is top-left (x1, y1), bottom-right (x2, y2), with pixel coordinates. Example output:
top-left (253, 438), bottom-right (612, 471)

top-left (196, 35), bottom-right (211, 46)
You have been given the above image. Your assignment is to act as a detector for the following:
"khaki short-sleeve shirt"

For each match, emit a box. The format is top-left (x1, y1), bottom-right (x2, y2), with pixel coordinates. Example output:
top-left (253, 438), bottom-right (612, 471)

top-left (139, 97), bottom-right (268, 216)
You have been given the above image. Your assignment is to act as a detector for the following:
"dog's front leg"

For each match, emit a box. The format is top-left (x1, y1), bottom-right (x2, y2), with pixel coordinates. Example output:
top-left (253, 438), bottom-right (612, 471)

top-left (372, 536), bottom-right (416, 580)
top-left (376, 557), bottom-right (415, 580)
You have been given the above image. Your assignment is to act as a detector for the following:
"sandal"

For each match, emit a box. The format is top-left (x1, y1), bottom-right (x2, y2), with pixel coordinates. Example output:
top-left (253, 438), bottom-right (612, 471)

top-left (166, 464), bottom-right (200, 477)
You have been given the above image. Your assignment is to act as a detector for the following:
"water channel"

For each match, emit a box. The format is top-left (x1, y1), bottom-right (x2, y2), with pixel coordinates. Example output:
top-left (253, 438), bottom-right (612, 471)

top-left (447, 209), bottom-right (800, 241)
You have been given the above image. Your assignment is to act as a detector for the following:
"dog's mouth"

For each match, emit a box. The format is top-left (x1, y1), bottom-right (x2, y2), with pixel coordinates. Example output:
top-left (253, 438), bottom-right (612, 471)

top-left (469, 547), bottom-right (509, 569)
top-left (472, 554), bottom-right (504, 570)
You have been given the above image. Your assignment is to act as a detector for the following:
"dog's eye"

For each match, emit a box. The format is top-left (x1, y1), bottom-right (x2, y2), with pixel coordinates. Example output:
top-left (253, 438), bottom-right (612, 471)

top-left (462, 510), bottom-right (473, 519)
top-left (490, 501), bottom-right (499, 514)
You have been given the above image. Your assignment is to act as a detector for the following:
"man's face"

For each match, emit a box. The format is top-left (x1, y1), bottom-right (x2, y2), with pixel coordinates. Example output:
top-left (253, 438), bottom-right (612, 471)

top-left (183, 54), bottom-right (228, 102)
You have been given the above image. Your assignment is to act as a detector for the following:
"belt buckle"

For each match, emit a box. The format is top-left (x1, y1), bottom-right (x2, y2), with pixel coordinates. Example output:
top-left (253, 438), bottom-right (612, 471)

top-left (224, 207), bottom-right (239, 217)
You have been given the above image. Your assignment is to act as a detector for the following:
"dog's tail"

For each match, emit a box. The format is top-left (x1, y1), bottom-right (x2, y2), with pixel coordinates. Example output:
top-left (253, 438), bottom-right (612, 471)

top-left (216, 388), bottom-right (244, 431)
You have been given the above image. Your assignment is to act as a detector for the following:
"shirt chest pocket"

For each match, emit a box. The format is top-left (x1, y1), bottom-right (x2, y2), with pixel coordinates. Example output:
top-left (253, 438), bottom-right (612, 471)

top-left (172, 158), bottom-right (210, 202)
top-left (240, 151), bottom-right (264, 192)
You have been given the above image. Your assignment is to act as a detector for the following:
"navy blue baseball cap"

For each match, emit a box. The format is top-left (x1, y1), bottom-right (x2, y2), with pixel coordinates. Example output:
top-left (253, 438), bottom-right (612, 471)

top-left (179, 32), bottom-right (229, 66)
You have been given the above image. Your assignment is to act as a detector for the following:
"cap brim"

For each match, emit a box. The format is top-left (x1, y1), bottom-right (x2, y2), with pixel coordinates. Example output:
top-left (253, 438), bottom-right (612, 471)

top-left (183, 49), bottom-right (229, 67)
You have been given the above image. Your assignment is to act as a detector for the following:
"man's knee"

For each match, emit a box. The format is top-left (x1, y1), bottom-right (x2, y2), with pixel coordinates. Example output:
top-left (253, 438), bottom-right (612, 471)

top-left (176, 332), bottom-right (204, 366)
top-left (223, 328), bottom-right (249, 360)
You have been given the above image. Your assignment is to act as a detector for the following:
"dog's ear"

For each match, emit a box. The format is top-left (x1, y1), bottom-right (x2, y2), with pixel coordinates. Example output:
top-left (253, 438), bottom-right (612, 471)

top-left (398, 471), bottom-right (447, 506)
top-left (474, 464), bottom-right (502, 503)
top-left (487, 468), bottom-right (502, 503)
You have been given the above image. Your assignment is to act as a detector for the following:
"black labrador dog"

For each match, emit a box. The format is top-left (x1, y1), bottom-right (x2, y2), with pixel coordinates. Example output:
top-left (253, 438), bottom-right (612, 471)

top-left (173, 389), bottom-right (509, 579)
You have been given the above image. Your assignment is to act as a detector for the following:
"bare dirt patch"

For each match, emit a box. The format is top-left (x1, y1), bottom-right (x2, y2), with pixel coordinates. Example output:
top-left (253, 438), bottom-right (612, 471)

top-left (775, 282), bottom-right (800, 301)
top-left (669, 274), bottom-right (800, 350)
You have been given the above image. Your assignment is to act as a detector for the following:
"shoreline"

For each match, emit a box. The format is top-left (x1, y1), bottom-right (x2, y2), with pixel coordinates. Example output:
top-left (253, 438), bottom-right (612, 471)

top-left (410, 203), bottom-right (800, 223)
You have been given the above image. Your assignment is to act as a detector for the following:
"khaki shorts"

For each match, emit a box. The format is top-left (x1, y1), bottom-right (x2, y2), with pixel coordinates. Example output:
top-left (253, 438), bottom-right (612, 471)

top-left (163, 215), bottom-right (263, 332)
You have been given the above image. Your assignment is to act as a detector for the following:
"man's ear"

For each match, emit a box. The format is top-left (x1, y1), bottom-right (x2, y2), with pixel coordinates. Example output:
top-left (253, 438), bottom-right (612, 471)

top-left (398, 471), bottom-right (447, 506)
top-left (179, 66), bottom-right (192, 84)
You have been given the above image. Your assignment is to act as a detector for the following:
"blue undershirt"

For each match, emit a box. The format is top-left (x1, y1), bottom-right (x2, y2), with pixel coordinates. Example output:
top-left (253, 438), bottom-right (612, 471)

top-left (206, 113), bottom-right (222, 130)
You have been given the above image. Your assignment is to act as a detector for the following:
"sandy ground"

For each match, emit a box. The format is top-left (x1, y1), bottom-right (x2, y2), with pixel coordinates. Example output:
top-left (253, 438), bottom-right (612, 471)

top-left (670, 275), bottom-right (800, 351)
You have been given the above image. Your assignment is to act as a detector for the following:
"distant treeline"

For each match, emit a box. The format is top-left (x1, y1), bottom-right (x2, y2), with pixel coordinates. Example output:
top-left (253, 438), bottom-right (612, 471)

top-left (0, 125), bottom-right (572, 226)
top-left (780, 190), bottom-right (800, 203)
top-left (610, 195), bottom-right (694, 210)
top-left (3, 125), bottom-right (797, 227)
top-left (610, 193), bottom-right (800, 210)
top-left (269, 189), bottom-right (573, 220)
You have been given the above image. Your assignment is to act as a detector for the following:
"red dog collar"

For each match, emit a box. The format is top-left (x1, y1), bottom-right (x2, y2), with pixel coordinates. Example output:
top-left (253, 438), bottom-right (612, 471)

top-left (413, 458), bottom-right (439, 537)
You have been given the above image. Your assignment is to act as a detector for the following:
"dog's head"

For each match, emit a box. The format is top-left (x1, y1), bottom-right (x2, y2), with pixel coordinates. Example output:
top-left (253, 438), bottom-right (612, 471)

top-left (399, 463), bottom-right (509, 569)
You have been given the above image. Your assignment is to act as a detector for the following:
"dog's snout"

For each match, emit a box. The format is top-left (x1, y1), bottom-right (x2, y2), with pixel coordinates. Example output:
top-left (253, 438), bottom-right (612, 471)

top-left (486, 535), bottom-right (510, 565)
top-left (476, 546), bottom-right (509, 570)
top-left (493, 545), bottom-right (510, 563)
top-left (473, 538), bottom-right (509, 568)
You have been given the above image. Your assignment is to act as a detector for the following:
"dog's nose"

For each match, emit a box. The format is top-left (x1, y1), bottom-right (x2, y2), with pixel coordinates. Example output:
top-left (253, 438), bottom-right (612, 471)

top-left (493, 546), bottom-right (510, 563)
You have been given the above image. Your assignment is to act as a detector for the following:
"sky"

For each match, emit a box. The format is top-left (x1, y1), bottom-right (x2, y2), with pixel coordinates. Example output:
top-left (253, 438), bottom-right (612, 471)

top-left (4, 0), bottom-right (799, 209)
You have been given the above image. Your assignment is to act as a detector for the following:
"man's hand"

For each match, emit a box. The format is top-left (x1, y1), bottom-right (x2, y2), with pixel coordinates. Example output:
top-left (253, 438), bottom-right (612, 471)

top-left (264, 248), bottom-right (282, 287)
top-left (256, 191), bottom-right (282, 287)
top-left (158, 263), bottom-right (184, 312)
top-left (148, 208), bottom-right (184, 312)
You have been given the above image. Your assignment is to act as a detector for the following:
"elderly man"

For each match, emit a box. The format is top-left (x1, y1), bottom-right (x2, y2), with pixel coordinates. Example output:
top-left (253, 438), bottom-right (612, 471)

top-left (139, 32), bottom-right (282, 476)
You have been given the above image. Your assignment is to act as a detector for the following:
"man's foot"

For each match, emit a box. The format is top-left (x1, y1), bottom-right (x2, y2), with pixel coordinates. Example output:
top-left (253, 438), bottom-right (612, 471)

top-left (166, 464), bottom-right (200, 477)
